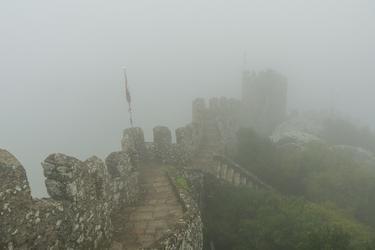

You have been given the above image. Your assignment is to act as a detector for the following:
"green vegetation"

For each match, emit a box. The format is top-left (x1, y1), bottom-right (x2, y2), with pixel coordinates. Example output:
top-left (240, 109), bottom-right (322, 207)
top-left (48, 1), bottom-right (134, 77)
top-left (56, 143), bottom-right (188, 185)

top-left (235, 128), bottom-right (375, 227)
top-left (322, 118), bottom-right (375, 153)
top-left (163, 165), bottom-right (190, 190)
top-left (175, 176), bottom-right (189, 190)
top-left (204, 126), bottom-right (375, 249)
top-left (204, 177), bottom-right (374, 250)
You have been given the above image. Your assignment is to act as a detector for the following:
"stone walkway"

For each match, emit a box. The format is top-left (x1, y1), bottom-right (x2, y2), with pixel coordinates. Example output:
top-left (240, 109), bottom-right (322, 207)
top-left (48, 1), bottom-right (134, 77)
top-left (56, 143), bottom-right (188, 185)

top-left (111, 164), bottom-right (184, 249)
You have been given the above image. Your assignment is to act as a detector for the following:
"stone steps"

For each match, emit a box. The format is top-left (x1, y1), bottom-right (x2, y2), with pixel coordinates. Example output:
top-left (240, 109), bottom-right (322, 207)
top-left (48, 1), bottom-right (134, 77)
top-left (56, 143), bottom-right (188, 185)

top-left (111, 164), bottom-right (184, 249)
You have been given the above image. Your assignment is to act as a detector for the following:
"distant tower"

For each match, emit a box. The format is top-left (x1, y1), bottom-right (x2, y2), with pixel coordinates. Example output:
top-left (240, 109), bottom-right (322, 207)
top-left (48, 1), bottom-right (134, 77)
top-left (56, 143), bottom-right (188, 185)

top-left (241, 69), bottom-right (288, 135)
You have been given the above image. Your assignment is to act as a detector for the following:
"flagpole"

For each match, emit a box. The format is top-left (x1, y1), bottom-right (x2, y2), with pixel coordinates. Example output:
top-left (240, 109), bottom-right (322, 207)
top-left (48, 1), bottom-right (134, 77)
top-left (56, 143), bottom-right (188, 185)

top-left (123, 67), bottom-right (134, 127)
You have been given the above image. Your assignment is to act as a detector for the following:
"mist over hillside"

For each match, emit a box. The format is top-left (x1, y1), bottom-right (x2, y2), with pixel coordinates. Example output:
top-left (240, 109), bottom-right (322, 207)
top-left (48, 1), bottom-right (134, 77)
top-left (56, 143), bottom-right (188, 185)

top-left (1, 2), bottom-right (375, 249)
top-left (1, 0), bottom-right (374, 197)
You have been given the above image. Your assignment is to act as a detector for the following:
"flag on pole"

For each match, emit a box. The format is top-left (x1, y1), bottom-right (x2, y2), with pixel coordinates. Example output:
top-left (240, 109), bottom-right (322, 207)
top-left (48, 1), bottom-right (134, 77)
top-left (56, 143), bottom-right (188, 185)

top-left (124, 68), bottom-right (131, 104)
top-left (123, 67), bottom-right (133, 127)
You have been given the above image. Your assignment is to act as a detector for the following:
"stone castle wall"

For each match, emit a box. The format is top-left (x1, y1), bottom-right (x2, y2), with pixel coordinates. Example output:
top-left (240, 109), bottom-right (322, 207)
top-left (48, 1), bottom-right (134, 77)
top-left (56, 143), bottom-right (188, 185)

top-left (119, 127), bottom-right (205, 250)
top-left (1, 125), bottom-right (198, 250)
top-left (242, 69), bottom-right (288, 135)
top-left (192, 97), bottom-right (242, 155)
top-left (0, 75), bottom-right (285, 249)
top-left (132, 125), bottom-right (201, 166)
top-left (150, 169), bottom-right (204, 250)
top-left (0, 139), bottom-right (140, 249)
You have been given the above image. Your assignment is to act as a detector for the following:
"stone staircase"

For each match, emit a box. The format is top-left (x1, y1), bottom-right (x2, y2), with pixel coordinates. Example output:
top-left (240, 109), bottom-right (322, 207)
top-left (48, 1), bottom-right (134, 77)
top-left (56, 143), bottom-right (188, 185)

top-left (111, 164), bottom-right (184, 249)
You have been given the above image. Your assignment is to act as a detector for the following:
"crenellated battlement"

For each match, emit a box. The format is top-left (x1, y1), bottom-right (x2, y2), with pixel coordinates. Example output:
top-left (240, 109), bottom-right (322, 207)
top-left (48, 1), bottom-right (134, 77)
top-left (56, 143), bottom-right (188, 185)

top-left (0, 142), bottom-right (139, 249)
top-left (192, 97), bottom-right (241, 125)
top-left (0, 76), bottom-right (283, 249)
top-left (120, 126), bottom-right (198, 166)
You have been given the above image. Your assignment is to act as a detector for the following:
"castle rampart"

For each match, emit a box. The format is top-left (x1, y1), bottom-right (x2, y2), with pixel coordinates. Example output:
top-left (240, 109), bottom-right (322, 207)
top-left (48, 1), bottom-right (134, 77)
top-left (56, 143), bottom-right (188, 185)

top-left (0, 137), bottom-right (140, 249)
top-left (0, 79), bottom-right (281, 249)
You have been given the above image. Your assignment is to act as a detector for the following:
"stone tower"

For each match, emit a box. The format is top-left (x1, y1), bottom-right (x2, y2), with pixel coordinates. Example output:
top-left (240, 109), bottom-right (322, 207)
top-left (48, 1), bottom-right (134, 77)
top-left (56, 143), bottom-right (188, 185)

top-left (242, 69), bottom-right (287, 135)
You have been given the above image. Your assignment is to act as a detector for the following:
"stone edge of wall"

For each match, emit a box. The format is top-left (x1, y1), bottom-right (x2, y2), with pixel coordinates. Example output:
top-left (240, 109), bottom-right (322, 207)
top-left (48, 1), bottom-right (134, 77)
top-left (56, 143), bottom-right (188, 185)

top-left (213, 154), bottom-right (273, 190)
top-left (147, 168), bottom-right (204, 250)
top-left (0, 147), bottom-right (139, 250)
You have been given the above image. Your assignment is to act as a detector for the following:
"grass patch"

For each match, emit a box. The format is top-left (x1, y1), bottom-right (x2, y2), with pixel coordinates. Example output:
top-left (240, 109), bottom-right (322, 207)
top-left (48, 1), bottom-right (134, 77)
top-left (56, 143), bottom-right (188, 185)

top-left (175, 176), bottom-right (190, 190)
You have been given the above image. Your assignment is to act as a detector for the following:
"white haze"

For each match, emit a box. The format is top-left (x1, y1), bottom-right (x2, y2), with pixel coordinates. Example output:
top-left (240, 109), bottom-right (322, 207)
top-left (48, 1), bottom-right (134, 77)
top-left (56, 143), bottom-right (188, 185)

top-left (1, 0), bottom-right (374, 196)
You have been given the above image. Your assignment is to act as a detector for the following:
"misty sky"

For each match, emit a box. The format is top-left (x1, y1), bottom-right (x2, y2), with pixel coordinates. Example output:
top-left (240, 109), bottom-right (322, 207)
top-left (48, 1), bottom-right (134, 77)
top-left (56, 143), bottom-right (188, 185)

top-left (1, 0), bottom-right (374, 196)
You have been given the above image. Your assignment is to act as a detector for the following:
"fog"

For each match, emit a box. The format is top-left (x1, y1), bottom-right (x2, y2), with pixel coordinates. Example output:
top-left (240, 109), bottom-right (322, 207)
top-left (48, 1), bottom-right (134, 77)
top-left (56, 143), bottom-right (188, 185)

top-left (1, 0), bottom-right (374, 197)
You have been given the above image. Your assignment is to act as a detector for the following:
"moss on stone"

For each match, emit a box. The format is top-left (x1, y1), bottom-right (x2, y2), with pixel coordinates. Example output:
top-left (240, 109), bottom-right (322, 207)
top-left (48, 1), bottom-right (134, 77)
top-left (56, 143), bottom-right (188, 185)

top-left (175, 176), bottom-right (189, 191)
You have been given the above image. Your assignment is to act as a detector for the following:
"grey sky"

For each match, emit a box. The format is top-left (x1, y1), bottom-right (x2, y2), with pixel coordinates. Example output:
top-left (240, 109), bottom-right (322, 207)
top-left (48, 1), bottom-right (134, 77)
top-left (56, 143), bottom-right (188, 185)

top-left (1, 0), bottom-right (374, 196)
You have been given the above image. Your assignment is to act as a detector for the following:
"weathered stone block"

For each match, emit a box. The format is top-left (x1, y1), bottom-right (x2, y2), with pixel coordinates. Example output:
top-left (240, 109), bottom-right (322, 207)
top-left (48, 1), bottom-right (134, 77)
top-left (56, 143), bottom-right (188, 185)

top-left (153, 126), bottom-right (172, 145)
top-left (42, 153), bottom-right (84, 201)
top-left (176, 126), bottom-right (192, 146)
top-left (153, 126), bottom-right (172, 163)
top-left (121, 127), bottom-right (146, 162)
top-left (0, 148), bottom-right (140, 249)
top-left (192, 98), bottom-right (206, 124)
top-left (105, 151), bottom-right (132, 178)
top-left (0, 149), bottom-right (33, 247)
top-left (105, 151), bottom-right (139, 209)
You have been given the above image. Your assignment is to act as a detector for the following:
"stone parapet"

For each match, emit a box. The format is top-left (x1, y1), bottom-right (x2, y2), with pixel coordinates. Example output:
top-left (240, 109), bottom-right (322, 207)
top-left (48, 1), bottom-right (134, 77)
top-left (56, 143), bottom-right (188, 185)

top-left (121, 127), bottom-right (147, 163)
top-left (149, 168), bottom-right (204, 250)
top-left (0, 147), bottom-right (139, 250)
top-left (212, 154), bottom-right (272, 190)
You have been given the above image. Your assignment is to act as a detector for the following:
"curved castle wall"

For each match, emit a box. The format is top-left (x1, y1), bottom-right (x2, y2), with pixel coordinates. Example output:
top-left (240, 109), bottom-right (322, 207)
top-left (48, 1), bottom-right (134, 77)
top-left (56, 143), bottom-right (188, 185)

top-left (0, 145), bottom-right (139, 249)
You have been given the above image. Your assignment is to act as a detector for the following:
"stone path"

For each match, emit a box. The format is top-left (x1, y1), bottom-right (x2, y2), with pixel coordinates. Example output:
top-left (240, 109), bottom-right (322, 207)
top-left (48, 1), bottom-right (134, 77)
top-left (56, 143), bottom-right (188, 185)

top-left (111, 164), bottom-right (184, 249)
